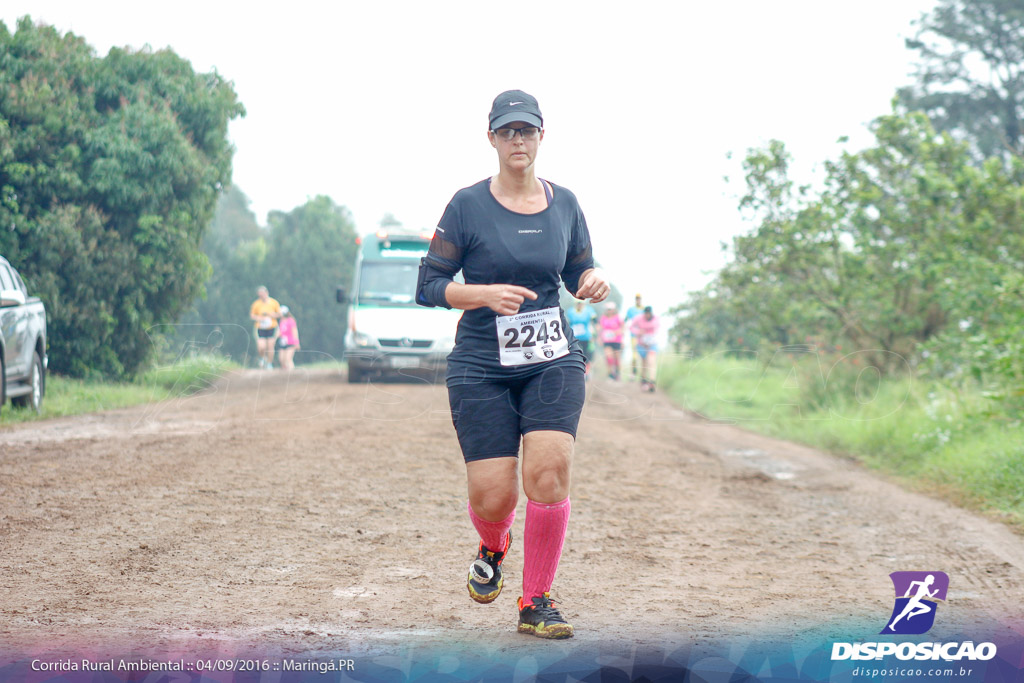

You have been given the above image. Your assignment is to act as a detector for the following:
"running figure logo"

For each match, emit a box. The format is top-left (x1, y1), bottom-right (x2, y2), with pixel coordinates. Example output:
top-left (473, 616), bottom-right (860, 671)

top-left (882, 571), bottom-right (949, 635)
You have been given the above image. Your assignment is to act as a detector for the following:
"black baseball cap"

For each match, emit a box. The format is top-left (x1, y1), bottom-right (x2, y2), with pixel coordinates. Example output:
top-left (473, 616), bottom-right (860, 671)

top-left (489, 90), bottom-right (543, 130)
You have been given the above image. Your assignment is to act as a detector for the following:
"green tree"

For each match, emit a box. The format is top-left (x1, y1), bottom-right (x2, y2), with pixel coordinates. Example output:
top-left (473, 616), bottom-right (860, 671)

top-left (0, 17), bottom-right (244, 377)
top-left (265, 196), bottom-right (359, 361)
top-left (172, 186), bottom-right (268, 364)
top-left (898, 0), bottom-right (1024, 159)
top-left (673, 140), bottom-right (851, 359)
top-left (205, 184), bottom-right (264, 254)
top-left (675, 108), bottom-right (1024, 380)
top-left (174, 191), bottom-right (359, 366)
top-left (668, 283), bottom-right (769, 355)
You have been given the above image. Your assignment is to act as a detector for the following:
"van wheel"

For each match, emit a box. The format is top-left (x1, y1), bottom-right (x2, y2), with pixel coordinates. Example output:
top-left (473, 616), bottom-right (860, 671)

top-left (347, 366), bottom-right (367, 383)
top-left (13, 352), bottom-right (43, 412)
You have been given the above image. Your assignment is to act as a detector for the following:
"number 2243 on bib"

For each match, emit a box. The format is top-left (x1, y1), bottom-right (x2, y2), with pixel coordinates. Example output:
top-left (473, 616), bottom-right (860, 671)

top-left (495, 307), bottom-right (570, 367)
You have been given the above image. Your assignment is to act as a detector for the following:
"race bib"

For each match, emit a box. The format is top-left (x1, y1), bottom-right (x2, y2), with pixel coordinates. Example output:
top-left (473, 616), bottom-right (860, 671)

top-left (259, 316), bottom-right (273, 329)
top-left (495, 306), bottom-right (570, 367)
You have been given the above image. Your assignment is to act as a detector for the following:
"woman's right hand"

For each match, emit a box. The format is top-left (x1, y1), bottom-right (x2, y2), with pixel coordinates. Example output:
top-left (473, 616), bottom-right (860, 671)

top-left (484, 284), bottom-right (538, 315)
top-left (443, 281), bottom-right (538, 314)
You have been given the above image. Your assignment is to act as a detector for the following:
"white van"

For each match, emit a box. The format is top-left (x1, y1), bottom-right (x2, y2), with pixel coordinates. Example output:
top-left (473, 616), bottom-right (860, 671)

top-left (338, 231), bottom-right (461, 383)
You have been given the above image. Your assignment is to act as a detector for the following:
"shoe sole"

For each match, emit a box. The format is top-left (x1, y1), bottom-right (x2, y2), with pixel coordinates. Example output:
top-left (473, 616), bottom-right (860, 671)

top-left (468, 575), bottom-right (503, 604)
top-left (517, 622), bottom-right (574, 639)
top-left (467, 531), bottom-right (511, 604)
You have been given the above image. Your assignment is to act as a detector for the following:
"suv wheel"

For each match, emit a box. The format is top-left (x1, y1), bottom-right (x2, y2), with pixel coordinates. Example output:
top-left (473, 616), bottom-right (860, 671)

top-left (13, 351), bottom-right (43, 413)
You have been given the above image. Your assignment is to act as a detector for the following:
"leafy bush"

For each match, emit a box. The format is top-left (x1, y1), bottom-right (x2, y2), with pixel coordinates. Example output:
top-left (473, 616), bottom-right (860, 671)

top-left (0, 17), bottom-right (244, 378)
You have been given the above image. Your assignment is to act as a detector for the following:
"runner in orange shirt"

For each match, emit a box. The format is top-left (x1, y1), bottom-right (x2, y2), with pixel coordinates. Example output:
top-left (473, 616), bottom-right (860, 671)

top-left (249, 286), bottom-right (281, 369)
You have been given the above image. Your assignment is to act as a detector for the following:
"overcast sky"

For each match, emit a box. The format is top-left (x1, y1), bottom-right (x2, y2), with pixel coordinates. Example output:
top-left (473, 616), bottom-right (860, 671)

top-left (4, 1), bottom-right (938, 318)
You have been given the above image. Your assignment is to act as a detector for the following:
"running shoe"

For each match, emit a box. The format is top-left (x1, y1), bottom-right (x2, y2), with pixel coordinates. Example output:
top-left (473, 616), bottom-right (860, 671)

top-left (467, 531), bottom-right (511, 604)
top-left (517, 593), bottom-right (574, 639)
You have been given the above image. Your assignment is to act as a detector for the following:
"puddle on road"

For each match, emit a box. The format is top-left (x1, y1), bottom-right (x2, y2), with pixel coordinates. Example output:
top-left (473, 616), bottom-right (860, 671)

top-left (0, 416), bottom-right (224, 445)
top-left (723, 448), bottom-right (801, 481)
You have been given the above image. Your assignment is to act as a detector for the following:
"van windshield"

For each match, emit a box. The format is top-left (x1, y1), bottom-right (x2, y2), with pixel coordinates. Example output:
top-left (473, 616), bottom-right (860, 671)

top-left (358, 261), bottom-right (419, 305)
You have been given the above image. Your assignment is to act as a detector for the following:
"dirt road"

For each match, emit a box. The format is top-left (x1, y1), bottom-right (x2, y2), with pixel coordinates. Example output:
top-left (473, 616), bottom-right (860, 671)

top-left (2, 368), bottom-right (1022, 669)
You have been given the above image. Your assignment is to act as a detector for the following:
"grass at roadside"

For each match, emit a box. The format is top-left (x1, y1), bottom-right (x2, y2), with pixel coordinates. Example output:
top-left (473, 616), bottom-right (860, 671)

top-left (0, 355), bottom-right (239, 426)
top-left (658, 351), bottom-right (1024, 529)
top-left (293, 359), bottom-right (347, 372)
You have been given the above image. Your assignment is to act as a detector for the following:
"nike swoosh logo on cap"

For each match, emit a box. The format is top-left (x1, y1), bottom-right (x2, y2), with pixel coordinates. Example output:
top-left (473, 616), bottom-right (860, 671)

top-left (509, 101), bottom-right (524, 106)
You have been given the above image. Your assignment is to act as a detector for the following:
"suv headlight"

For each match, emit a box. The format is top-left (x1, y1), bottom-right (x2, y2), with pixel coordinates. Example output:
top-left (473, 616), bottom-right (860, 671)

top-left (353, 331), bottom-right (378, 348)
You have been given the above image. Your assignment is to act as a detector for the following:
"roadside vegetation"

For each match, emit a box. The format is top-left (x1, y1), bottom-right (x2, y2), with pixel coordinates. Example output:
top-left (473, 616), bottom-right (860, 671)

top-left (666, 1), bottom-right (1024, 531)
top-left (0, 18), bottom-right (243, 379)
top-left (1, 17), bottom-right (359, 384)
top-left (659, 352), bottom-right (1024, 530)
top-left (0, 356), bottom-right (238, 426)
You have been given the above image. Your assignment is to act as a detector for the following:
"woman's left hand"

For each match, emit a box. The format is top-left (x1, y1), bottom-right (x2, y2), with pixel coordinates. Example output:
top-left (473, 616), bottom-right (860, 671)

top-left (576, 268), bottom-right (610, 303)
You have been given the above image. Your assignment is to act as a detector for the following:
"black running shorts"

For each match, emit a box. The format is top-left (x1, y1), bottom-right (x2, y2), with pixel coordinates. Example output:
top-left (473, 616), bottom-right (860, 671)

top-left (447, 364), bottom-right (586, 462)
top-left (257, 328), bottom-right (276, 339)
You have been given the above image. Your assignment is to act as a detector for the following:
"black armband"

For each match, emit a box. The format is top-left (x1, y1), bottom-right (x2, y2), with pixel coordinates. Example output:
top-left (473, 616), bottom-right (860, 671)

top-left (416, 256), bottom-right (455, 309)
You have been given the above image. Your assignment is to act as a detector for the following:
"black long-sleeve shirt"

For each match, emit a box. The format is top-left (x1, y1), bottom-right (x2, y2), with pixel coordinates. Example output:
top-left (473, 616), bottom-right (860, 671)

top-left (417, 178), bottom-right (595, 384)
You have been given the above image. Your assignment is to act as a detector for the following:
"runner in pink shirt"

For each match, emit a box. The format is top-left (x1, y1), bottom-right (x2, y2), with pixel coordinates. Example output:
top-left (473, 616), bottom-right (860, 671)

top-left (276, 306), bottom-right (301, 371)
top-left (598, 303), bottom-right (624, 380)
top-left (629, 306), bottom-right (659, 392)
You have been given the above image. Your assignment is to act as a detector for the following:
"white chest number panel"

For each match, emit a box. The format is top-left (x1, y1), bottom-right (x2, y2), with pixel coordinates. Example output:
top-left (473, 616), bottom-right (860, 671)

top-left (495, 306), bottom-right (569, 367)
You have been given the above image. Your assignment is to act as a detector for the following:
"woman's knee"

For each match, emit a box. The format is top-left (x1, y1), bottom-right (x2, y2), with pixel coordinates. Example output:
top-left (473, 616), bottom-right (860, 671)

top-left (522, 432), bottom-right (573, 502)
top-left (470, 490), bottom-right (518, 520)
top-left (524, 467), bottom-right (570, 503)
top-left (466, 457), bottom-right (519, 519)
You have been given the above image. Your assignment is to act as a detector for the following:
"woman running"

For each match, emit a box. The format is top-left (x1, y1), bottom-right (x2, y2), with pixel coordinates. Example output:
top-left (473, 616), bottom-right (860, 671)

top-left (416, 89), bottom-right (608, 639)
top-left (630, 305), bottom-right (660, 392)
top-left (566, 301), bottom-right (597, 378)
top-left (276, 306), bottom-right (300, 370)
top-left (598, 304), bottom-right (624, 380)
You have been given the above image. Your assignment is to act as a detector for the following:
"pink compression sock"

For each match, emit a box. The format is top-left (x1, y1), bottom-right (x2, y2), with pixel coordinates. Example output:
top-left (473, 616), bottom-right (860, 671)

top-left (522, 497), bottom-right (571, 603)
top-left (467, 501), bottom-right (515, 551)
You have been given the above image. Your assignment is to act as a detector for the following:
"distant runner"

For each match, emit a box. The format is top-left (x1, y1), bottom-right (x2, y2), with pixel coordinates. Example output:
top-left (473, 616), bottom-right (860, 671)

top-left (630, 305), bottom-right (659, 392)
top-left (276, 305), bottom-right (300, 371)
top-left (624, 293), bottom-right (644, 380)
top-left (249, 286), bottom-right (281, 369)
top-left (566, 301), bottom-right (597, 378)
top-left (598, 303), bottom-right (624, 380)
